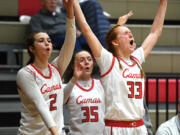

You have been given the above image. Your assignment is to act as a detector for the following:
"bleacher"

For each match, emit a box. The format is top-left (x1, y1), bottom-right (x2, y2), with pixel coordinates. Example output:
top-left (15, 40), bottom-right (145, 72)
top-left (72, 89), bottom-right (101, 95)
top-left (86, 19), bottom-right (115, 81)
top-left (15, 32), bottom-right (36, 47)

top-left (0, 0), bottom-right (180, 134)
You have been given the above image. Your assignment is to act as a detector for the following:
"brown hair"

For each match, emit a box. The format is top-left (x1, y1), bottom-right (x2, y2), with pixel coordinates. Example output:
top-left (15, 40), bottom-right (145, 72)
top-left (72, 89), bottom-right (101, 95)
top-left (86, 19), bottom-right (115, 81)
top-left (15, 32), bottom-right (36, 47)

top-left (63, 50), bottom-right (95, 83)
top-left (130, 57), bottom-right (146, 78)
top-left (105, 25), bottom-right (121, 56)
top-left (105, 25), bottom-right (123, 69)
top-left (26, 31), bottom-right (46, 65)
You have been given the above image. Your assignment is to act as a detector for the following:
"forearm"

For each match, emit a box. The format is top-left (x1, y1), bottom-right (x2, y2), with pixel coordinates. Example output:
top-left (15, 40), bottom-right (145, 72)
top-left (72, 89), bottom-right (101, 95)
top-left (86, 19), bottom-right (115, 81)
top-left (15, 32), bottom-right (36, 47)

top-left (150, 0), bottom-right (167, 36)
top-left (49, 126), bottom-right (59, 135)
top-left (17, 70), bottom-right (56, 128)
top-left (73, 0), bottom-right (102, 57)
top-left (57, 18), bottom-right (76, 74)
top-left (141, 0), bottom-right (167, 58)
top-left (63, 77), bottom-right (77, 104)
top-left (74, 0), bottom-right (90, 34)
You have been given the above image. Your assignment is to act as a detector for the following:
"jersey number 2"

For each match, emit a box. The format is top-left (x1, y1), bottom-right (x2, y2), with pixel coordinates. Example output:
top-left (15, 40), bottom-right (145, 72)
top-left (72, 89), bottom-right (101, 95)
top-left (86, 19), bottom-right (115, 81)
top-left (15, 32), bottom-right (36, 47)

top-left (127, 81), bottom-right (142, 99)
top-left (49, 94), bottom-right (57, 111)
top-left (81, 106), bottom-right (98, 122)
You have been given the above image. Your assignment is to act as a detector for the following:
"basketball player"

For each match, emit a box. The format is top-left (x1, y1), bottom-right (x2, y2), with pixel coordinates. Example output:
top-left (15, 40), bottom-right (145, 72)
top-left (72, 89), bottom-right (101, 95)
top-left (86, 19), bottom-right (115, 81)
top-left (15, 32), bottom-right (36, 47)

top-left (73, 0), bottom-right (167, 134)
top-left (16, 0), bottom-right (77, 134)
top-left (63, 50), bottom-right (105, 135)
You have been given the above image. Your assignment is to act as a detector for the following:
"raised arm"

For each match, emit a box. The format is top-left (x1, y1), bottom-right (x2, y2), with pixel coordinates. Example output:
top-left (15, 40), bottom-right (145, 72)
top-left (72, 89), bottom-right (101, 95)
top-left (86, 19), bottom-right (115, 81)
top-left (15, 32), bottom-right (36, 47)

top-left (57, 0), bottom-right (76, 75)
top-left (142, 0), bottom-right (167, 59)
top-left (63, 59), bottom-right (83, 104)
top-left (73, 0), bottom-right (102, 57)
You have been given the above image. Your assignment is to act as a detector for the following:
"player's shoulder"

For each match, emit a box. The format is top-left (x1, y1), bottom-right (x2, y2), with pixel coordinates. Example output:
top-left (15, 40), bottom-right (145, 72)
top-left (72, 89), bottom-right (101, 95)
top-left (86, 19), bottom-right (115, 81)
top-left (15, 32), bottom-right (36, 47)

top-left (17, 66), bottom-right (27, 75)
top-left (93, 78), bottom-right (104, 91)
top-left (17, 65), bottom-right (34, 78)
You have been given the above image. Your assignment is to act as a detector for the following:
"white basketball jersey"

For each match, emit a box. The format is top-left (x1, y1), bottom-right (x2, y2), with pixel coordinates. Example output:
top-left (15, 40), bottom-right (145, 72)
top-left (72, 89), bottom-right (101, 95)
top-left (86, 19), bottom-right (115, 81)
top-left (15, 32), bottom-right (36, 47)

top-left (95, 47), bottom-right (145, 121)
top-left (66, 78), bottom-right (105, 135)
top-left (17, 64), bottom-right (65, 135)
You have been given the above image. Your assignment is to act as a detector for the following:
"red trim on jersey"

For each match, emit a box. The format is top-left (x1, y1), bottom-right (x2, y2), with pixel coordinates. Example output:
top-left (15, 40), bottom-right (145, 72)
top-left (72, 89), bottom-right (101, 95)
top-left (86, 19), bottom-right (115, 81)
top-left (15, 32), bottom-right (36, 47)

top-left (30, 64), bottom-right (52, 79)
top-left (105, 119), bottom-right (144, 128)
top-left (75, 78), bottom-right (94, 92)
top-left (51, 64), bottom-right (62, 81)
top-left (119, 57), bottom-right (136, 67)
top-left (100, 56), bottom-right (115, 78)
top-left (130, 55), bottom-right (141, 65)
top-left (26, 66), bottom-right (37, 79)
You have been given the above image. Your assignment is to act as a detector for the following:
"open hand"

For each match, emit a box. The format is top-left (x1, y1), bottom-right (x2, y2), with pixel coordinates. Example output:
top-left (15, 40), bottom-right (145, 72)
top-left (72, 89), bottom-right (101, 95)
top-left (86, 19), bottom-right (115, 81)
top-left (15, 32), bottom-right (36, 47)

top-left (117, 11), bottom-right (133, 26)
top-left (71, 59), bottom-right (83, 83)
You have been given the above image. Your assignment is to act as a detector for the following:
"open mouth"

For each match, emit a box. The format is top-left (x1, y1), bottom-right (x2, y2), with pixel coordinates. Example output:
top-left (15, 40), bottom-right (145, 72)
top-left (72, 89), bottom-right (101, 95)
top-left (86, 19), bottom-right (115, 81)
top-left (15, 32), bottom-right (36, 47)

top-left (130, 40), bottom-right (134, 45)
top-left (85, 67), bottom-right (90, 70)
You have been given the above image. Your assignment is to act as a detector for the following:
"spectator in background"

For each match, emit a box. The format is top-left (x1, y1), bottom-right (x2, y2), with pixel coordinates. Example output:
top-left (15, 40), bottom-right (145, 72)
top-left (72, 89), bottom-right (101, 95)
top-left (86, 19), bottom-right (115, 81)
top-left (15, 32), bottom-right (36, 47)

top-left (30, 0), bottom-right (110, 51)
top-left (58, 0), bottom-right (111, 43)
top-left (30, 0), bottom-right (88, 51)
top-left (155, 98), bottom-right (180, 135)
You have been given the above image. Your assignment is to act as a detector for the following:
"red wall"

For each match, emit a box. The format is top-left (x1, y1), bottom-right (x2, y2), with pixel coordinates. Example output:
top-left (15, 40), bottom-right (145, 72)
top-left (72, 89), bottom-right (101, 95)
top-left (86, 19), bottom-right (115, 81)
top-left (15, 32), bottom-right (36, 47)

top-left (145, 79), bottom-right (180, 103)
top-left (18, 0), bottom-right (41, 16)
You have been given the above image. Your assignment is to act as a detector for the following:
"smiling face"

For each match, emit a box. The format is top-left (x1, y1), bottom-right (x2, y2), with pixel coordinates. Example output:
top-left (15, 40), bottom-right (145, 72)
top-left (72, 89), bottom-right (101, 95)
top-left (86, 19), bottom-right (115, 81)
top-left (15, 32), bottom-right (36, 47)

top-left (111, 26), bottom-right (136, 57)
top-left (74, 51), bottom-right (94, 80)
top-left (29, 32), bottom-right (53, 62)
top-left (41, 0), bottom-right (58, 13)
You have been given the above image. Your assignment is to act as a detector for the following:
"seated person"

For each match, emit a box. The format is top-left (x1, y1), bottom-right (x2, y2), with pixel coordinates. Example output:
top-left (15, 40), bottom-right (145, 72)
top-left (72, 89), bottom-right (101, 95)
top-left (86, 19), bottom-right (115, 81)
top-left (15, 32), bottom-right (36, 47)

top-left (30, 0), bottom-right (109, 51)
top-left (30, 0), bottom-right (88, 51)
top-left (155, 99), bottom-right (180, 135)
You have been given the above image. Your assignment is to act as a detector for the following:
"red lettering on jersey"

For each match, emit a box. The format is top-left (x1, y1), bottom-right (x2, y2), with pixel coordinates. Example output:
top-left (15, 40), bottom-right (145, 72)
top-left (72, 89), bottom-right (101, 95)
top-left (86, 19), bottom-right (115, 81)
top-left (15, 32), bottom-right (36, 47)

top-left (76, 95), bottom-right (101, 104)
top-left (122, 68), bottom-right (142, 79)
top-left (40, 83), bottom-right (61, 94)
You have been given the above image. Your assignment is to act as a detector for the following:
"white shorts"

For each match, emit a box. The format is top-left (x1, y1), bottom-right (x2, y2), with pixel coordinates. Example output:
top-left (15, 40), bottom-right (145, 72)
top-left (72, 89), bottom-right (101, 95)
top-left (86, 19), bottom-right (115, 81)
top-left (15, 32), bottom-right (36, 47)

top-left (103, 125), bottom-right (147, 135)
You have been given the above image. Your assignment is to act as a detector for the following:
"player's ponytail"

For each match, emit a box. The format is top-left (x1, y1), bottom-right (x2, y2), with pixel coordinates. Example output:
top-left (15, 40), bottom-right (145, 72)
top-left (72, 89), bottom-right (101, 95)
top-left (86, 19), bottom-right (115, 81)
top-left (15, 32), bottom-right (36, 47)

top-left (26, 32), bottom-right (37, 65)
top-left (130, 56), bottom-right (146, 78)
top-left (105, 25), bottom-right (121, 55)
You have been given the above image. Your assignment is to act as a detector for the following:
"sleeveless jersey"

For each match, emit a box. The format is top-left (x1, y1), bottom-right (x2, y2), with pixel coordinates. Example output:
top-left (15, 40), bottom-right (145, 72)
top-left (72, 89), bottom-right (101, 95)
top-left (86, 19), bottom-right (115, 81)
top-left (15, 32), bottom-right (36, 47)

top-left (17, 64), bottom-right (65, 135)
top-left (95, 47), bottom-right (145, 121)
top-left (66, 78), bottom-right (105, 135)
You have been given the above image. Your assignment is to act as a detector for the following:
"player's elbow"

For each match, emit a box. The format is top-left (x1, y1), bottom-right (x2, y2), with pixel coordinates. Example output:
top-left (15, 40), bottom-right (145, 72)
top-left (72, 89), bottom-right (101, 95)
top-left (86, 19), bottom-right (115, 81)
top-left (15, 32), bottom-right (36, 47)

top-left (151, 28), bottom-right (163, 38)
